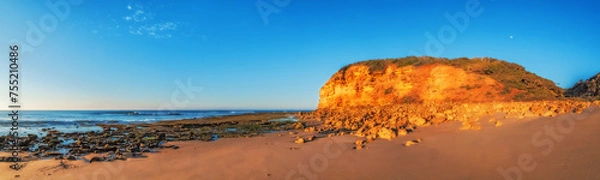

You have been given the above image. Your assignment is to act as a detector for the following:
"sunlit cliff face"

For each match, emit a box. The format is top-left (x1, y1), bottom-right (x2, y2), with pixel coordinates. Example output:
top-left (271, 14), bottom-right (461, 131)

top-left (318, 64), bottom-right (518, 109)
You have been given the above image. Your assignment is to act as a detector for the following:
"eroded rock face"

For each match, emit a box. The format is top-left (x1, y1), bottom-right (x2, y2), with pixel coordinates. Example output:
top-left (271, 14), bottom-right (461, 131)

top-left (309, 58), bottom-right (600, 142)
top-left (318, 64), bottom-right (514, 109)
top-left (567, 73), bottom-right (600, 98)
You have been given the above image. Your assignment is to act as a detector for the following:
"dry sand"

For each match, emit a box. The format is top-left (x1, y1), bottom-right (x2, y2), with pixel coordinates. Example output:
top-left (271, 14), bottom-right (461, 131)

top-left (2, 106), bottom-right (600, 180)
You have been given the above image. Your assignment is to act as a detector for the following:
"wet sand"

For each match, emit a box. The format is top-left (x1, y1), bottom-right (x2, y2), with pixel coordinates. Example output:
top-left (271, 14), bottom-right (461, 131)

top-left (2, 106), bottom-right (600, 180)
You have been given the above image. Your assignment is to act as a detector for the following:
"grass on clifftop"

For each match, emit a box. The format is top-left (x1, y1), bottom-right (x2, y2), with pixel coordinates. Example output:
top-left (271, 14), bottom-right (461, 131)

top-left (338, 56), bottom-right (564, 101)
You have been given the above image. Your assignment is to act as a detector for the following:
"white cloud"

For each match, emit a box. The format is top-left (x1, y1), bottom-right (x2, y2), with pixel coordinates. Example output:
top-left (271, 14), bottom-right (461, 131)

top-left (121, 4), bottom-right (177, 38)
top-left (123, 9), bottom-right (152, 23)
top-left (157, 22), bottom-right (176, 31)
top-left (136, 22), bottom-right (178, 38)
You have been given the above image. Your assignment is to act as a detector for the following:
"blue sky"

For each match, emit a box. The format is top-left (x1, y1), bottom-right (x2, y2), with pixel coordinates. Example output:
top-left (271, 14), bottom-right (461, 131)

top-left (1, 0), bottom-right (599, 110)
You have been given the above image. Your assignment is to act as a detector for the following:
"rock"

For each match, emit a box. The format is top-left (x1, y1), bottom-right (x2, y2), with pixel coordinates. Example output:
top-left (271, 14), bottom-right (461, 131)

top-left (377, 128), bottom-right (395, 140)
top-left (397, 129), bottom-right (408, 136)
top-left (409, 116), bottom-right (426, 127)
top-left (43, 152), bottom-right (63, 157)
top-left (304, 127), bottom-right (316, 132)
top-left (9, 163), bottom-right (24, 170)
top-left (495, 120), bottom-right (503, 127)
top-left (131, 152), bottom-right (144, 158)
top-left (460, 121), bottom-right (481, 131)
top-left (355, 140), bottom-right (364, 146)
top-left (355, 144), bottom-right (363, 150)
top-left (294, 138), bottom-right (305, 144)
top-left (293, 122), bottom-right (306, 130)
top-left (575, 107), bottom-right (584, 114)
top-left (307, 135), bottom-right (316, 142)
top-left (405, 141), bottom-right (417, 147)
top-left (366, 135), bottom-right (376, 144)
top-left (404, 138), bottom-right (423, 147)
top-left (542, 111), bottom-right (556, 117)
top-left (90, 156), bottom-right (105, 163)
top-left (566, 73), bottom-right (600, 98)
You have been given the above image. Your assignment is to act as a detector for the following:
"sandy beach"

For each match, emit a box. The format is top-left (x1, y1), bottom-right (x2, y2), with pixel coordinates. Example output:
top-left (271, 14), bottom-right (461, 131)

top-left (3, 0), bottom-right (598, 179)
top-left (1, 106), bottom-right (599, 180)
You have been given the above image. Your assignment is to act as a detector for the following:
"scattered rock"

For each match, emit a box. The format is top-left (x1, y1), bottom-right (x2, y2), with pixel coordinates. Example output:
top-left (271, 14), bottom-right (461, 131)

top-left (355, 144), bottom-right (363, 150)
top-left (542, 111), bottom-right (556, 117)
top-left (397, 129), bottom-right (408, 136)
top-left (294, 138), bottom-right (305, 144)
top-left (355, 139), bottom-right (365, 146)
top-left (460, 121), bottom-right (481, 131)
top-left (293, 122), bottom-right (306, 130)
top-left (409, 116), bottom-right (427, 127)
top-left (377, 128), bottom-right (395, 140)
top-left (90, 156), bottom-right (106, 163)
top-left (65, 155), bottom-right (77, 161)
top-left (494, 120), bottom-right (503, 127)
top-left (304, 127), bottom-right (316, 132)
top-left (404, 138), bottom-right (423, 147)
top-left (366, 135), bottom-right (376, 144)
top-left (307, 135), bottom-right (316, 142)
top-left (9, 163), bottom-right (25, 170)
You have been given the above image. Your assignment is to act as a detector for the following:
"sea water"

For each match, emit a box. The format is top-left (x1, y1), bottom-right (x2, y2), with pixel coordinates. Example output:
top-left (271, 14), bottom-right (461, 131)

top-left (0, 110), bottom-right (301, 136)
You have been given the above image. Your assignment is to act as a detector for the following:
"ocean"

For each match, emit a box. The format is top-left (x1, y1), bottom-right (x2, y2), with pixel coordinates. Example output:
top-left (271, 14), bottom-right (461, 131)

top-left (0, 110), bottom-right (302, 136)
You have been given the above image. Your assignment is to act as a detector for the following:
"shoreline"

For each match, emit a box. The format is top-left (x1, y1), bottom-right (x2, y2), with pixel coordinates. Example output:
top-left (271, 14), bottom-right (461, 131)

top-left (1, 106), bottom-right (599, 179)
top-left (2, 105), bottom-right (600, 179)
top-left (0, 112), bottom-right (301, 171)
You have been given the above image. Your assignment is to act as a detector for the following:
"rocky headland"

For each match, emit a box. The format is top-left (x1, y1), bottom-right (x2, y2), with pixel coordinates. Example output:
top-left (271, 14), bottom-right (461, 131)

top-left (301, 56), bottom-right (600, 145)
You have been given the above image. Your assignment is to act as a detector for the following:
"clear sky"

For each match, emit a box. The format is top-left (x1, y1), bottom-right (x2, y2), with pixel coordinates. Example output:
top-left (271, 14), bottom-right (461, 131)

top-left (1, 0), bottom-right (598, 110)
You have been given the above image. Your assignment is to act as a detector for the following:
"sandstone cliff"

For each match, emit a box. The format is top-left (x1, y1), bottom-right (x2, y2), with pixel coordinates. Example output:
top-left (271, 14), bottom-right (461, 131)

top-left (318, 56), bottom-right (563, 109)
top-left (304, 57), bottom-right (598, 143)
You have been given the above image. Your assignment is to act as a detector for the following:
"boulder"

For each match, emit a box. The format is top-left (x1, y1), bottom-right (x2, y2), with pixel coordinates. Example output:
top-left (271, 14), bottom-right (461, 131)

top-left (294, 138), bottom-right (305, 144)
top-left (377, 128), bottom-right (395, 140)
